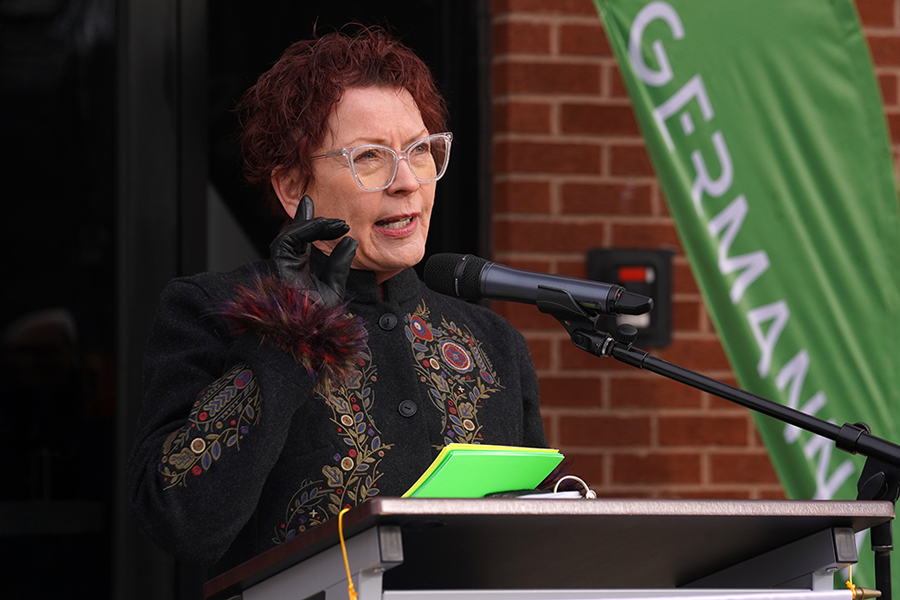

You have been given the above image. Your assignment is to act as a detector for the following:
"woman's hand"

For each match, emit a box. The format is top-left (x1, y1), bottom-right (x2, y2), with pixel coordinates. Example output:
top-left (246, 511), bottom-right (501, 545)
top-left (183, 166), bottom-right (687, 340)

top-left (269, 195), bottom-right (358, 308)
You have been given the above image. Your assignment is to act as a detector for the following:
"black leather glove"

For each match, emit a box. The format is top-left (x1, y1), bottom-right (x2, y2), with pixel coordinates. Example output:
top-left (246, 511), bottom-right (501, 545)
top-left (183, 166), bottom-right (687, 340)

top-left (269, 195), bottom-right (358, 309)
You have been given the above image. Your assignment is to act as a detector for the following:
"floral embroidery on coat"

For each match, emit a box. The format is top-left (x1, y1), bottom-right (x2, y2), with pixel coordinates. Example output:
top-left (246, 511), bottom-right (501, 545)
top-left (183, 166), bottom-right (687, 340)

top-left (273, 346), bottom-right (394, 544)
top-left (159, 364), bottom-right (261, 489)
top-left (404, 301), bottom-right (503, 447)
top-left (271, 478), bottom-right (328, 544)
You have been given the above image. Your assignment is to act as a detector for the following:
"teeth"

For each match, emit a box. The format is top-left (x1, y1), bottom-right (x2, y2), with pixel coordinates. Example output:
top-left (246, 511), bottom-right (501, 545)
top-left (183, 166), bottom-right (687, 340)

top-left (377, 216), bottom-right (413, 230)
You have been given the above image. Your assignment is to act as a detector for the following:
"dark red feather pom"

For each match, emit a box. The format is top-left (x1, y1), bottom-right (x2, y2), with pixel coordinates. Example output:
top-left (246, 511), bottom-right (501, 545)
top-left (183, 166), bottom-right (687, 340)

top-left (220, 274), bottom-right (368, 387)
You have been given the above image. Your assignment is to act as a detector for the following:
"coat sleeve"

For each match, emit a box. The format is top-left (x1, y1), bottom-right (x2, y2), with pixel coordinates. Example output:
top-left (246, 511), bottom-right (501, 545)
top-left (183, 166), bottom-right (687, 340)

top-left (126, 276), bottom-right (319, 566)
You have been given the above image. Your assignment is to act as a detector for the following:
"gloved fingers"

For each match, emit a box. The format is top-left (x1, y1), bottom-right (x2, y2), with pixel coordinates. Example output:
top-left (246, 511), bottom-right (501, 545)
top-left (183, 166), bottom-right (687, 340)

top-left (295, 194), bottom-right (315, 222)
top-left (269, 194), bottom-right (351, 281)
top-left (280, 217), bottom-right (348, 243)
top-left (284, 194), bottom-right (349, 243)
top-left (293, 195), bottom-right (350, 241)
top-left (314, 219), bottom-right (351, 241)
top-left (321, 235), bottom-right (358, 295)
top-left (271, 217), bottom-right (349, 257)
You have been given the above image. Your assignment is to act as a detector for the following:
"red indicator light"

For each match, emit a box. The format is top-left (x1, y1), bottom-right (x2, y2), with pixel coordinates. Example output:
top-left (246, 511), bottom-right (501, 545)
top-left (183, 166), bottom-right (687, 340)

top-left (618, 266), bottom-right (648, 282)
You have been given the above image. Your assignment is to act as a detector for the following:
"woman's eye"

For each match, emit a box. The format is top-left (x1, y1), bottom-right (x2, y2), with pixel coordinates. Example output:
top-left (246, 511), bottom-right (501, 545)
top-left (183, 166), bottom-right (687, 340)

top-left (410, 142), bottom-right (430, 155)
top-left (354, 149), bottom-right (381, 162)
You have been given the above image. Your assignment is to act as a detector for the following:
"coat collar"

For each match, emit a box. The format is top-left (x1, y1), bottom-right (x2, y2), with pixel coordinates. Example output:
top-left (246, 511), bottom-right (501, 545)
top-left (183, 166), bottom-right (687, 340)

top-left (308, 247), bottom-right (423, 305)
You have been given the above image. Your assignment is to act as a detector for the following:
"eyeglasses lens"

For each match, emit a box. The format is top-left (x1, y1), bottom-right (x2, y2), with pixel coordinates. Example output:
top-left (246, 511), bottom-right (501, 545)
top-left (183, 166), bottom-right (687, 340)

top-left (349, 135), bottom-right (450, 190)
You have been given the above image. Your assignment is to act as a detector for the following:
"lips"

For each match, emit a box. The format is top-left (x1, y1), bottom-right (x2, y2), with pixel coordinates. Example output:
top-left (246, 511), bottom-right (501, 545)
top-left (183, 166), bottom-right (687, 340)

top-left (373, 214), bottom-right (418, 239)
top-left (375, 215), bottom-right (414, 230)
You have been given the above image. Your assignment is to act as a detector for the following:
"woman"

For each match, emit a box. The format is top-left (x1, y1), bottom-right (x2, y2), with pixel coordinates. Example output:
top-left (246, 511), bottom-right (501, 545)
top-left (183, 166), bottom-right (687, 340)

top-left (127, 26), bottom-right (547, 575)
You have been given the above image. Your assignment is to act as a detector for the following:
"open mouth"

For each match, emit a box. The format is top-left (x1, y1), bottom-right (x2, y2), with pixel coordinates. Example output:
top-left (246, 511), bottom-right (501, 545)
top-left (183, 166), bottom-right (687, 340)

top-left (376, 216), bottom-right (414, 230)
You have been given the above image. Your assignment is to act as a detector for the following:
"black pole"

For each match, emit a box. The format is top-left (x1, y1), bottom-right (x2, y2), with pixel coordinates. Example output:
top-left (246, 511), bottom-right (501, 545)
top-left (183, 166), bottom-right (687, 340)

top-left (566, 325), bottom-right (899, 599)
top-left (535, 284), bottom-right (898, 597)
top-left (601, 338), bottom-right (900, 468)
top-left (872, 522), bottom-right (893, 600)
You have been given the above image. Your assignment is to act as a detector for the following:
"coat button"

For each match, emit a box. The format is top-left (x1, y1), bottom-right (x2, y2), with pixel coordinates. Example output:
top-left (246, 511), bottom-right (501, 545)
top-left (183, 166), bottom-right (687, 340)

top-left (379, 313), bottom-right (398, 330)
top-left (398, 400), bottom-right (418, 417)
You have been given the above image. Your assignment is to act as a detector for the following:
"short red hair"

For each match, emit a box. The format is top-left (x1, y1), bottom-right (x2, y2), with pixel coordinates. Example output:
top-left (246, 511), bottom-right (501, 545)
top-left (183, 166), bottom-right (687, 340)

top-left (237, 26), bottom-right (449, 218)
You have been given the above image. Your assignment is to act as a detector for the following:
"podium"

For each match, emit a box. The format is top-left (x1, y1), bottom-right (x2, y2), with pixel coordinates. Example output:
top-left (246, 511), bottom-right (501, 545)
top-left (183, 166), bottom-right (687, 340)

top-left (202, 497), bottom-right (894, 600)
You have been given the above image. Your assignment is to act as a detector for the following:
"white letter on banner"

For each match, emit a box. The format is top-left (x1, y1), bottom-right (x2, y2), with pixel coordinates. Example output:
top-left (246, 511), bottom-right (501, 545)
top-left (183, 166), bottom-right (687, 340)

top-left (629, 2), bottom-right (684, 87)
top-left (747, 300), bottom-right (790, 378)
top-left (691, 131), bottom-right (733, 209)
top-left (707, 194), bottom-right (770, 303)
top-left (653, 75), bottom-right (714, 151)
top-left (804, 434), bottom-right (856, 500)
top-left (774, 349), bottom-right (828, 443)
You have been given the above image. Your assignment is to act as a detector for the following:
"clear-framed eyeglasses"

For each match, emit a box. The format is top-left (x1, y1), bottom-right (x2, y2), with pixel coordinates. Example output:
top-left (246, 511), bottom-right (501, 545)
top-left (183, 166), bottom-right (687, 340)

top-left (311, 132), bottom-right (453, 192)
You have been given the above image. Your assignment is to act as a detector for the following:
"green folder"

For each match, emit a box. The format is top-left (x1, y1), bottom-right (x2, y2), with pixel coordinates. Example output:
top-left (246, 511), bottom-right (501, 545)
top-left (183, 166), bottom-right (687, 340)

top-left (402, 444), bottom-right (564, 498)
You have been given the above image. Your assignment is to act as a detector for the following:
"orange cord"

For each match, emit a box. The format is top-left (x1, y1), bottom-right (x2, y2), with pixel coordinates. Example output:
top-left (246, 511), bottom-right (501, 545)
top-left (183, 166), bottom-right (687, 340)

top-left (338, 507), bottom-right (358, 600)
top-left (845, 564), bottom-right (858, 599)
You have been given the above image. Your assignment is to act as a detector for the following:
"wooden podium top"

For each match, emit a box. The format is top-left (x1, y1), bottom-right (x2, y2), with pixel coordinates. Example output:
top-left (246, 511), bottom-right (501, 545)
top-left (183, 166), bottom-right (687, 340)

top-left (203, 497), bottom-right (894, 599)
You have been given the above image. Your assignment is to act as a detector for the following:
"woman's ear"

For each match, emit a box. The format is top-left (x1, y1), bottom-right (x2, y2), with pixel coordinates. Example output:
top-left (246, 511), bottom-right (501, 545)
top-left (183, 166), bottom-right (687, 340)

top-left (271, 169), bottom-right (302, 219)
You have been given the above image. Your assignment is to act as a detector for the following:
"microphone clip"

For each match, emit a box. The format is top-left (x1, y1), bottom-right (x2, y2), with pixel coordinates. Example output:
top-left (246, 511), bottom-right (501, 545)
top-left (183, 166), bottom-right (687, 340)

top-left (537, 285), bottom-right (639, 359)
top-left (536, 285), bottom-right (600, 333)
top-left (535, 285), bottom-right (613, 354)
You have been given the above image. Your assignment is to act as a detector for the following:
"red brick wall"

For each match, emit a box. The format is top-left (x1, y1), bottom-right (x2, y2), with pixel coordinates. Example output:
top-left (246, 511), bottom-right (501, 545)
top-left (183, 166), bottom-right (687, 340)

top-left (490, 0), bottom-right (900, 499)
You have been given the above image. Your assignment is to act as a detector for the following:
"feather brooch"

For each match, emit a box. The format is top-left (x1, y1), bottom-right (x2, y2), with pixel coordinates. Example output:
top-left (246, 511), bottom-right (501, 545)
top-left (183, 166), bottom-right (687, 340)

top-left (220, 274), bottom-right (368, 387)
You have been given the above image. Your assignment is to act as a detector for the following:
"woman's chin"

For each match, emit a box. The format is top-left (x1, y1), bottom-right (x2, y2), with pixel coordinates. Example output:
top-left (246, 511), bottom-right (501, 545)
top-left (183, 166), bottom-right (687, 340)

top-left (358, 245), bottom-right (425, 275)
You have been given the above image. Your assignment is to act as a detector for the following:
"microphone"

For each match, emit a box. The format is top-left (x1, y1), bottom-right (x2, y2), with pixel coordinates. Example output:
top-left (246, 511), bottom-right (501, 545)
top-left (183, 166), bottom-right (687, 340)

top-left (424, 253), bottom-right (653, 316)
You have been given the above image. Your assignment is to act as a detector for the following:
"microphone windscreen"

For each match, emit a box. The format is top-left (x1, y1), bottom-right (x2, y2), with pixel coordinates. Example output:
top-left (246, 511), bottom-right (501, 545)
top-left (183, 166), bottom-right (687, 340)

top-left (424, 253), bottom-right (488, 299)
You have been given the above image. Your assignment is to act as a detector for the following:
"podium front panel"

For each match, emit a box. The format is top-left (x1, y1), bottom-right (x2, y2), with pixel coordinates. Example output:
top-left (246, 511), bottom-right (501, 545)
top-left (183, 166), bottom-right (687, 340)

top-left (203, 498), bottom-right (894, 599)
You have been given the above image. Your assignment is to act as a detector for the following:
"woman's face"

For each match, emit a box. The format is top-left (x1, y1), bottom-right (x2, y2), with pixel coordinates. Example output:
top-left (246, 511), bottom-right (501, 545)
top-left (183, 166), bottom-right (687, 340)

top-left (275, 86), bottom-right (436, 283)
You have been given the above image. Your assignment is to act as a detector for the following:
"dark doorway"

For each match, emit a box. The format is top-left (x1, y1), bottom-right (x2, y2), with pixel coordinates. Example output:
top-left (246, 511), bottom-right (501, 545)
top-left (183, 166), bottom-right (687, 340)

top-left (0, 0), bottom-right (117, 597)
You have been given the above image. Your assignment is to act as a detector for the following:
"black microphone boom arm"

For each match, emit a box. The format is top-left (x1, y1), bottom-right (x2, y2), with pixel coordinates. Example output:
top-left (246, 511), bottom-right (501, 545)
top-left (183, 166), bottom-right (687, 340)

top-left (539, 288), bottom-right (900, 600)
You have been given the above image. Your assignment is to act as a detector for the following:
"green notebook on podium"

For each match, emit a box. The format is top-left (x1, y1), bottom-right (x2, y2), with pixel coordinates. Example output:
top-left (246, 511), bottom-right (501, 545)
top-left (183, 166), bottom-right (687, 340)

top-left (402, 444), bottom-right (564, 498)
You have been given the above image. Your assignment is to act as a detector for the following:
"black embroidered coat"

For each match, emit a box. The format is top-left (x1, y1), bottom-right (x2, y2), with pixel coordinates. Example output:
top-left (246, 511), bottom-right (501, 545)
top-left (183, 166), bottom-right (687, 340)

top-left (127, 256), bottom-right (547, 575)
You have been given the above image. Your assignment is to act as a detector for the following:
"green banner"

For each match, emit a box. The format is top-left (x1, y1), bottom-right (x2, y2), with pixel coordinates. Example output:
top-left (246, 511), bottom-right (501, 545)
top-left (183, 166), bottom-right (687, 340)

top-left (595, 0), bottom-right (900, 591)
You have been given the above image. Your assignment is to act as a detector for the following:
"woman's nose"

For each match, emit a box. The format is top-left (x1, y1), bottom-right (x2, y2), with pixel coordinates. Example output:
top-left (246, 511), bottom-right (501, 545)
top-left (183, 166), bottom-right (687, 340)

top-left (387, 156), bottom-right (420, 193)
